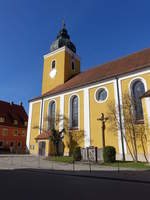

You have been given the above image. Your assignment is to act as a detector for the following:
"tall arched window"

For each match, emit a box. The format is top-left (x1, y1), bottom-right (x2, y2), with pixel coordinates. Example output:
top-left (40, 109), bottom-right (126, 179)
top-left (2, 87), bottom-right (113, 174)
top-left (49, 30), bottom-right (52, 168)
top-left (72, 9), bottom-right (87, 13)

top-left (131, 80), bottom-right (145, 120)
top-left (70, 95), bottom-right (78, 128)
top-left (48, 101), bottom-right (56, 130)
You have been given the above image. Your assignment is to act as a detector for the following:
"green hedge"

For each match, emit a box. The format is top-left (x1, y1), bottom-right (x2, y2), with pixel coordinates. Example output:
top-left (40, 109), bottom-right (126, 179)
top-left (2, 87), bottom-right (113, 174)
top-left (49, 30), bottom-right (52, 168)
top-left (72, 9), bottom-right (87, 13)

top-left (103, 146), bottom-right (116, 163)
top-left (73, 146), bottom-right (82, 161)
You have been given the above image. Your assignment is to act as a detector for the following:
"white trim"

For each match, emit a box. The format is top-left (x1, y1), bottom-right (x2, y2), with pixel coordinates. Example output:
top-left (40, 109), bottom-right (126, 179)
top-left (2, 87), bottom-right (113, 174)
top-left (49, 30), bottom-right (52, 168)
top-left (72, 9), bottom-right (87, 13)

top-left (119, 68), bottom-right (150, 81)
top-left (68, 93), bottom-right (80, 130)
top-left (43, 79), bottom-right (115, 102)
top-left (41, 100), bottom-right (44, 131)
top-left (47, 99), bottom-right (57, 130)
top-left (94, 86), bottom-right (109, 103)
top-left (26, 102), bottom-right (33, 150)
top-left (30, 67), bottom-right (150, 104)
top-left (128, 77), bottom-right (147, 120)
top-left (84, 88), bottom-right (90, 147)
top-left (44, 46), bottom-right (80, 61)
top-left (128, 76), bottom-right (147, 94)
top-left (59, 94), bottom-right (64, 131)
top-left (145, 97), bottom-right (150, 128)
top-left (114, 80), bottom-right (123, 154)
top-left (118, 79), bottom-right (127, 154)
top-left (39, 101), bottom-right (42, 135)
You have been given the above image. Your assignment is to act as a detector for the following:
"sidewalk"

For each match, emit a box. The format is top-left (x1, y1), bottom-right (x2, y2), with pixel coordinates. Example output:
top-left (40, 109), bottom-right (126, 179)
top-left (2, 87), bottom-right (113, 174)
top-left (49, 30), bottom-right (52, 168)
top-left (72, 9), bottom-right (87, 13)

top-left (0, 155), bottom-right (150, 183)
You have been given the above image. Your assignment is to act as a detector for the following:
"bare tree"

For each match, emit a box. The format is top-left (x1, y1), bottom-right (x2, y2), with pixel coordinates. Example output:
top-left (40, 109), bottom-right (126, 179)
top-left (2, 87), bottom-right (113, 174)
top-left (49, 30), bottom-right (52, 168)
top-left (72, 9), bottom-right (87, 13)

top-left (107, 92), bottom-right (148, 162)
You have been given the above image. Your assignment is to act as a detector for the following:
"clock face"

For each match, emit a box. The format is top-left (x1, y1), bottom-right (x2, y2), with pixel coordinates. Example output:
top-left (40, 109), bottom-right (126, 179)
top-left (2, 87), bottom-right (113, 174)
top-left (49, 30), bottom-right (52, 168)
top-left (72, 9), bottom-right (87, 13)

top-left (49, 69), bottom-right (56, 79)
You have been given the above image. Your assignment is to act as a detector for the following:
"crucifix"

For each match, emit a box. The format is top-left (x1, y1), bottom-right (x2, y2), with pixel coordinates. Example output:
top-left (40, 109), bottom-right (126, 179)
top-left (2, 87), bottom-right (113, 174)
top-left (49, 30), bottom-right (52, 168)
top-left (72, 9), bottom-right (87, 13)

top-left (97, 113), bottom-right (108, 149)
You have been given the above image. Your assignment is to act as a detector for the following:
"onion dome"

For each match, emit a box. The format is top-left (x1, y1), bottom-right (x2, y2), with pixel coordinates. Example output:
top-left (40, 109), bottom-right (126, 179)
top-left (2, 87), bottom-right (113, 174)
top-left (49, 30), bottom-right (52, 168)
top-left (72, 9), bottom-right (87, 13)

top-left (50, 21), bottom-right (76, 53)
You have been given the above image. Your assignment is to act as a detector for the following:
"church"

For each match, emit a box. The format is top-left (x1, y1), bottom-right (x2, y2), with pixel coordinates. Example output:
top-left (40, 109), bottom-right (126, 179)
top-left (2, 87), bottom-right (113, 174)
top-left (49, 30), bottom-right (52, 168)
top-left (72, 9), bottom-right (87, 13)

top-left (27, 22), bottom-right (150, 161)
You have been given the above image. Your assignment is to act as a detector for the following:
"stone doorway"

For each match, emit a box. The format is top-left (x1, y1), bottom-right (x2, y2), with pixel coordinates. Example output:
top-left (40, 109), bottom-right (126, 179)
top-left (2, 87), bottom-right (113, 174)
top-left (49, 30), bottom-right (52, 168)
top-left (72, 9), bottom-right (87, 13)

top-left (38, 141), bottom-right (46, 156)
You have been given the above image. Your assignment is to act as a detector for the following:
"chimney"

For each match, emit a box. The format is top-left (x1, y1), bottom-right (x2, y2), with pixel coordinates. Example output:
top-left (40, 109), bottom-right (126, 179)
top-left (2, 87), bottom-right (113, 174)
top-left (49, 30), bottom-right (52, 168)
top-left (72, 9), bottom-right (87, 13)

top-left (19, 102), bottom-right (23, 106)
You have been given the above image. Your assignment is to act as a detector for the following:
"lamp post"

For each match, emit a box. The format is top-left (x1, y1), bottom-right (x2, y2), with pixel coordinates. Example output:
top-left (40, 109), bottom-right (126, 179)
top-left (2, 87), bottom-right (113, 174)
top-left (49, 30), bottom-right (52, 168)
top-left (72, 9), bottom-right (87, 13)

top-left (97, 113), bottom-right (108, 149)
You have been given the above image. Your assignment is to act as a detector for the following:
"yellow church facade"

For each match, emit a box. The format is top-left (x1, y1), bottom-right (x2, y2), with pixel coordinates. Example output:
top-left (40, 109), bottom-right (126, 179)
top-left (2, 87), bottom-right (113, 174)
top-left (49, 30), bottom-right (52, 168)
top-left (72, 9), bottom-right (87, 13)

top-left (27, 23), bottom-right (150, 161)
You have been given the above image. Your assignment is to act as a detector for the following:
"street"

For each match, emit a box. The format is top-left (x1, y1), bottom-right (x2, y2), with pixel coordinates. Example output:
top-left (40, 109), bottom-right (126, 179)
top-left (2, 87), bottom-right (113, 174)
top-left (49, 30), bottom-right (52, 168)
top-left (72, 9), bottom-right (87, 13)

top-left (0, 169), bottom-right (149, 200)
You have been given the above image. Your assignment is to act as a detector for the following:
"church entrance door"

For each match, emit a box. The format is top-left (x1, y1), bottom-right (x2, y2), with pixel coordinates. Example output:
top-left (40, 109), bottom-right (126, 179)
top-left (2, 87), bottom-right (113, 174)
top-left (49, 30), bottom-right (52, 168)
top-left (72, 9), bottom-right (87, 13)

top-left (38, 141), bottom-right (46, 156)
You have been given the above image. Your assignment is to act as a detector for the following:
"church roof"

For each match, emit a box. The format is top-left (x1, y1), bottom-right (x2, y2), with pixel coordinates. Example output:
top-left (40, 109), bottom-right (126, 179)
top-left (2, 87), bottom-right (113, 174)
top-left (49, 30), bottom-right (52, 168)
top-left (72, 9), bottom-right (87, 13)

top-left (30, 47), bottom-right (150, 102)
top-left (0, 100), bottom-right (28, 128)
top-left (35, 130), bottom-right (52, 140)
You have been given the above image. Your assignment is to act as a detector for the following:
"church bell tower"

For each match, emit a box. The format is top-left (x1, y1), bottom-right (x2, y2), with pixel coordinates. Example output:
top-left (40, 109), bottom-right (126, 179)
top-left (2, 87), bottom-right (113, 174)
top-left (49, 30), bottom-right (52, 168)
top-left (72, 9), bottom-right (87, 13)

top-left (42, 22), bottom-right (80, 95)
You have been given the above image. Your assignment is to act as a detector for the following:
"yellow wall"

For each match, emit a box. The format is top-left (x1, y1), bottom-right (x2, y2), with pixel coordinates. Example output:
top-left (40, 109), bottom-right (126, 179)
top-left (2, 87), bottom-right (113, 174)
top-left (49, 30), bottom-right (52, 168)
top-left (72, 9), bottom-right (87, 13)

top-left (89, 83), bottom-right (119, 153)
top-left (63, 91), bottom-right (84, 154)
top-left (42, 49), bottom-right (80, 95)
top-left (42, 97), bottom-right (60, 155)
top-left (64, 51), bottom-right (80, 82)
top-left (121, 73), bottom-right (150, 155)
top-left (142, 98), bottom-right (150, 154)
top-left (29, 101), bottom-right (41, 154)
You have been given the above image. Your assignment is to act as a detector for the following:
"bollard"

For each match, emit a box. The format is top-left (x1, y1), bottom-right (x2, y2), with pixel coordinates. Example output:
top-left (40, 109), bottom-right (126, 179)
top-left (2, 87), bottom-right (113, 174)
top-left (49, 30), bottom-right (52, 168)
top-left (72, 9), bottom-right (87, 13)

top-left (117, 160), bottom-right (120, 173)
top-left (89, 160), bottom-right (92, 173)
top-left (51, 160), bottom-right (54, 170)
top-left (38, 156), bottom-right (40, 168)
top-left (10, 156), bottom-right (13, 167)
top-left (73, 159), bottom-right (75, 171)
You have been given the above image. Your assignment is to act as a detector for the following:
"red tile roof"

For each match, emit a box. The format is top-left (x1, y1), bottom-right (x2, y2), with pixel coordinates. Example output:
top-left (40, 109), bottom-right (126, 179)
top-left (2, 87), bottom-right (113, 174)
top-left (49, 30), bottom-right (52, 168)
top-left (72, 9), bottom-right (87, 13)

top-left (0, 100), bottom-right (28, 128)
top-left (35, 130), bottom-right (52, 140)
top-left (30, 47), bottom-right (150, 101)
top-left (141, 90), bottom-right (150, 98)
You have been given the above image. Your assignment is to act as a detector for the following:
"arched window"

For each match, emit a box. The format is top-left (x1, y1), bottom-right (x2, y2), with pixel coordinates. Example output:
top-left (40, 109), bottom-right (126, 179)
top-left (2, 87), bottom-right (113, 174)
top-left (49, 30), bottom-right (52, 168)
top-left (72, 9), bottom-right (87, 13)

top-left (48, 101), bottom-right (56, 130)
top-left (131, 80), bottom-right (145, 120)
top-left (70, 95), bottom-right (78, 128)
top-left (51, 60), bottom-right (56, 70)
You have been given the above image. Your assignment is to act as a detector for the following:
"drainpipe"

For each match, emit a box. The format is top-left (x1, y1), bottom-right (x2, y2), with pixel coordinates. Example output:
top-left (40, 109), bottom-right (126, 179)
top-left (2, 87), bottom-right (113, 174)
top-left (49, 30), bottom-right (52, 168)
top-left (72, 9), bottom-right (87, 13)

top-left (40, 98), bottom-right (44, 134)
top-left (116, 77), bottom-right (125, 161)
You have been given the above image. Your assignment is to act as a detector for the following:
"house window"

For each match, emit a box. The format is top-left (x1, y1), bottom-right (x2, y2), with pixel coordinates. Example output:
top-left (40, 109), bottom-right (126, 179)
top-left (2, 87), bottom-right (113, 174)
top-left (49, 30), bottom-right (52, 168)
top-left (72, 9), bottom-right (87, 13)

top-left (0, 117), bottom-right (5, 123)
top-left (2, 128), bottom-right (8, 136)
top-left (48, 101), bottom-right (56, 130)
top-left (70, 95), bottom-right (78, 129)
top-left (131, 80), bottom-right (145, 120)
top-left (0, 141), bottom-right (3, 148)
top-left (24, 121), bottom-right (28, 126)
top-left (51, 60), bottom-right (56, 70)
top-left (14, 120), bottom-right (18, 125)
top-left (14, 130), bottom-right (18, 136)
top-left (10, 142), bottom-right (14, 147)
top-left (22, 130), bottom-right (25, 136)
top-left (18, 141), bottom-right (22, 148)
top-left (71, 60), bottom-right (75, 71)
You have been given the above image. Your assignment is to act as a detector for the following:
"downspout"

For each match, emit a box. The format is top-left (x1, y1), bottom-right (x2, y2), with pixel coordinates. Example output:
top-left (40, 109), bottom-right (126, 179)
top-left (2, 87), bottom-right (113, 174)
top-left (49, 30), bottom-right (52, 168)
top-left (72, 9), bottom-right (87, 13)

top-left (116, 77), bottom-right (125, 161)
top-left (40, 98), bottom-right (44, 134)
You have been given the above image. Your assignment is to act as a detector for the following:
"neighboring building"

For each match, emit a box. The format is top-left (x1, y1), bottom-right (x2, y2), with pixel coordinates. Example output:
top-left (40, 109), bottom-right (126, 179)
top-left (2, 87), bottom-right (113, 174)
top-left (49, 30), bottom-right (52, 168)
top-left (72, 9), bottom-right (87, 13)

top-left (27, 22), bottom-right (150, 161)
top-left (0, 101), bottom-right (28, 153)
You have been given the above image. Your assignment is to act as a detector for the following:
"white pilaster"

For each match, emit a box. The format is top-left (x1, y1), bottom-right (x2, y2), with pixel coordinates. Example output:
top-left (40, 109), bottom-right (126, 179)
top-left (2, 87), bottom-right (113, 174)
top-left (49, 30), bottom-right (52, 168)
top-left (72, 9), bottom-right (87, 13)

top-left (84, 88), bottom-right (90, 147)
top-left (145, 97), bottom-right (150, 128)
top-left (114, 80), bottom-right (123, 155)
top-left (26, 102), bottom-right (33, 150)
top-left (118, 79), bottom-right (127, 154)
top-left (59, 94), bottom-right (64, 131)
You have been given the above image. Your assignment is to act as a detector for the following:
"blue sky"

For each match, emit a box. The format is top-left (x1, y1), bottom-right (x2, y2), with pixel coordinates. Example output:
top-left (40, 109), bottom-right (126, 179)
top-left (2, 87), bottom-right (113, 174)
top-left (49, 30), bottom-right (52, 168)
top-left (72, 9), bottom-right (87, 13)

top-left (0, 0), bottom-right (150, 113)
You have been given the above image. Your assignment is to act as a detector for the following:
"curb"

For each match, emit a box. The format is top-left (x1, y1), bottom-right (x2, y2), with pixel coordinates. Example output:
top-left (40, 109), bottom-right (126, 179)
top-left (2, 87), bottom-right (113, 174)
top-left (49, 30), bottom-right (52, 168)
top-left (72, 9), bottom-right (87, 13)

top-left (20, 168), bottom-right (150, 185)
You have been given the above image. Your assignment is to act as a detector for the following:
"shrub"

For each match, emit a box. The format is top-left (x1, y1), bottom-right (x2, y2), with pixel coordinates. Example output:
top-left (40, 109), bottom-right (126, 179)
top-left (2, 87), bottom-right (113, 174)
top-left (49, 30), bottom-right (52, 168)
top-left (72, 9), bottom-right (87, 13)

top-left (73, 146), bottom-right (82, 161)
top-left (103, 146), bottom-right (116, 163)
